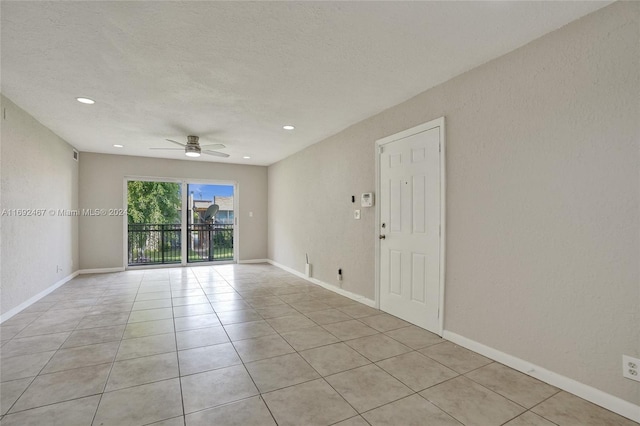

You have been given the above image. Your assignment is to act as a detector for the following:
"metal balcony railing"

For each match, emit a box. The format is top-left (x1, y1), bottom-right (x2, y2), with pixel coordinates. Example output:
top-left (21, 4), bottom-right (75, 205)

top-left (127, 223), bottom-right (233, 266)
top-left (188, 223), bottom-right (234, 262)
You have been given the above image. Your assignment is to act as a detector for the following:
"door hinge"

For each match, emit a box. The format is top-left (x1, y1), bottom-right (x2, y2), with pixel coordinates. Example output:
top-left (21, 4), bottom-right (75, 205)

top-left (439, 142), bottom-right (441, 153)
top-left (378, 146), bottom-right (384, 154)
top-left (439, 225), bottom-right (441, 237)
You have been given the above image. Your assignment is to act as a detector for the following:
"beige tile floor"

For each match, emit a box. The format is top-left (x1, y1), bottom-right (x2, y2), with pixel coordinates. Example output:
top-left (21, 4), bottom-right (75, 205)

top-left (0, 264), bottom-right (637, 426)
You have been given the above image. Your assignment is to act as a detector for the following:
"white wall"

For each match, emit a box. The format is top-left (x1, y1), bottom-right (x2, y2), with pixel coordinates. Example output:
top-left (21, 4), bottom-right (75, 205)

top-left (78, 153), bottom-right (267, 269)
top-left (0, 95), bottom-right (79, 316)
top-left (269, 1), bottom-right (639, 406)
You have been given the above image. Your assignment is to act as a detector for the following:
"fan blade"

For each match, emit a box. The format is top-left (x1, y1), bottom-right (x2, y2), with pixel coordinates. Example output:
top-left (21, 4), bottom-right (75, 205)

top-left (150, 148), bottom-right (185, 151)
top-left (200, 143), bottom-right (225, 150)
top-left (202, 150), bottom-right (230, 158)
top-left (166, 139), bottom-right (186, 147)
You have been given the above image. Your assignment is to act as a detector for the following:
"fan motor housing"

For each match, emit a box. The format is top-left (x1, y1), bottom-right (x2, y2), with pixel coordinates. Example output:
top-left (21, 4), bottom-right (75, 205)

top-left (185, 135), bottom-right (201, 155)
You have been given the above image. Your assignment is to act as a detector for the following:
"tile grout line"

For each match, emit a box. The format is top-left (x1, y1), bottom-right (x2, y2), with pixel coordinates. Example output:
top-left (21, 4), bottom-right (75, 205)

top-left (513, 390), bottom-right (564, 426)
top-left (2, 275), bottom-right (139, 419)
top-left (255, 285), bottom-right (365, 424)
top-left (171, 266), bottom-right (197, 425)
top-left (213, 271), bottom-right (282, 425)
top-left (2, 265), bottom-right (598, 426)
top-left (89, 275), bottom-right (140, 426)
top-left (3, 279), bottom-right (117, 418)
top-left (183, 270), bottom-right (365, 422)
top-left (3, 271), bottom-right (386, 419)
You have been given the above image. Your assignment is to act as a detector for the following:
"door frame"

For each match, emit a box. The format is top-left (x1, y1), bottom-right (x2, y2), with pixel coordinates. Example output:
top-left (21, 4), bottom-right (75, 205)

top-left (374, 117), bottom-right (446, 335)
top-left (122, 176), bottom-right (239, 269)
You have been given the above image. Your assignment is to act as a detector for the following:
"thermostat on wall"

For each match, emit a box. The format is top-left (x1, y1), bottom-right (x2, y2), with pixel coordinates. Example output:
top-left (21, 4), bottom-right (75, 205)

top-left (361, 193), bottom-right (374, 207)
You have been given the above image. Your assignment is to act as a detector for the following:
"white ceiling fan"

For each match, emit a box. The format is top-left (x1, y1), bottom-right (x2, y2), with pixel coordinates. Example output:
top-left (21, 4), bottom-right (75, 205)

top-left (151, 135), bottom-right (229, 158)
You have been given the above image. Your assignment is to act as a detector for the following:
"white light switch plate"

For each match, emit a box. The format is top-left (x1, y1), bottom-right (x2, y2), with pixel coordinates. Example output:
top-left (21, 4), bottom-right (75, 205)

top-left (354, 210), bottom-right (361, 220)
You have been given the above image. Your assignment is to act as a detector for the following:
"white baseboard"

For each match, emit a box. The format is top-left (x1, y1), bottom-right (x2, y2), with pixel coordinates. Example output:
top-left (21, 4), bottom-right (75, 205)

top-left (238, 259), bottom-right (270, 264)
top-left (267, 259), bottom-right (376, 307)
top-left (443, 331), bottom-right (640, 423)
top-left (0, 270), bottom-right (79, 323)
top-left (78, 267), bottom-right (125, 274)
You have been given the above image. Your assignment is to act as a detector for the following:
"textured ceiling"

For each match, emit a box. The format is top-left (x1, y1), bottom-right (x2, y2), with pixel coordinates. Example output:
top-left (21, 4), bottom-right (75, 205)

top-left (1, 1), bottom-right (610, 166)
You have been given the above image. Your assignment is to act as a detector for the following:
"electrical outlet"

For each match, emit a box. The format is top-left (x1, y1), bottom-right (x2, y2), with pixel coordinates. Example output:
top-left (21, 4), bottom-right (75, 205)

top-left (354, 210), bottom-right (361, 220)
top-left (623, 355), bottom-right (640, 382)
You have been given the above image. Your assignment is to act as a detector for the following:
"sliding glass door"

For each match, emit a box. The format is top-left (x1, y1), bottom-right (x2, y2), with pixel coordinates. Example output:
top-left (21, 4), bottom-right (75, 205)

top-left (126, 179), bottom-right (235, 267)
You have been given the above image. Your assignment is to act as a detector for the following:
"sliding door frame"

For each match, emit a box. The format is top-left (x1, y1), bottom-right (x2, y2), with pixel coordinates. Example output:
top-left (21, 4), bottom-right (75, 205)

top-left (185, 178), bottom-right (239, 266)
top-left (123, 176), bottom-right (238, 270)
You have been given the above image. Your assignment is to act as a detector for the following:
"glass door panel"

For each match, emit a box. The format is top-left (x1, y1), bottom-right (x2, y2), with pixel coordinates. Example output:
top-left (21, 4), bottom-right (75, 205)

top-left (187, 183), bottom-right (235, 263)
top-left (127, 180), bottom-right (182, 265)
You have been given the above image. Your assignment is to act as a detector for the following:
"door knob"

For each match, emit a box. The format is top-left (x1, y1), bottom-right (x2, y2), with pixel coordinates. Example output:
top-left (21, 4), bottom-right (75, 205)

top-left (379, 234), bottom-right (386, 240)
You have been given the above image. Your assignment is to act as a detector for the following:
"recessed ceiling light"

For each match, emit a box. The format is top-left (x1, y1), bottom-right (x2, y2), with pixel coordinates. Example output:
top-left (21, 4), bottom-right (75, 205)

top-left (76, 97), bottom-right (95, 104)
top-left (283, 125), bottom-right (295, 130)
top-left (113, 144), bottom-right (124, 148)
top-left (243, 156), bottom-right (251, 159)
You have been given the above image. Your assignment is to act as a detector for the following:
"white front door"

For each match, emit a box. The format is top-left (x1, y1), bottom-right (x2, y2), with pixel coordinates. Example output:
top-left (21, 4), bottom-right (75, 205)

top-left (378, 120), bottom-right (443, 333)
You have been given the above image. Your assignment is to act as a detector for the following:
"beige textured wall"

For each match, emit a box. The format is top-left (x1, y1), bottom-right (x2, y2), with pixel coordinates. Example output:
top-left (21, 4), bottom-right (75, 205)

top-left (268, 2), bottom-right (639, 405)
top-left (78, 153), bottom-right (267, 269)
top-left (0, 95), bottom-right (79, 315)
top-left (269, 121), bottom-right (377, 298)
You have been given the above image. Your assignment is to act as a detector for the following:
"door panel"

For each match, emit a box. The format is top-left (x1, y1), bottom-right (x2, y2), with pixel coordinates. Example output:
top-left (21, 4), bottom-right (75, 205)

top-left (412, 175), bottom-right (426, 234)
top-left (389, 250), bottom-right (402, 295)
top-left (389, 179), bottom-right (402, 232)
top-left (411, 253), bottom-right (426, 303)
